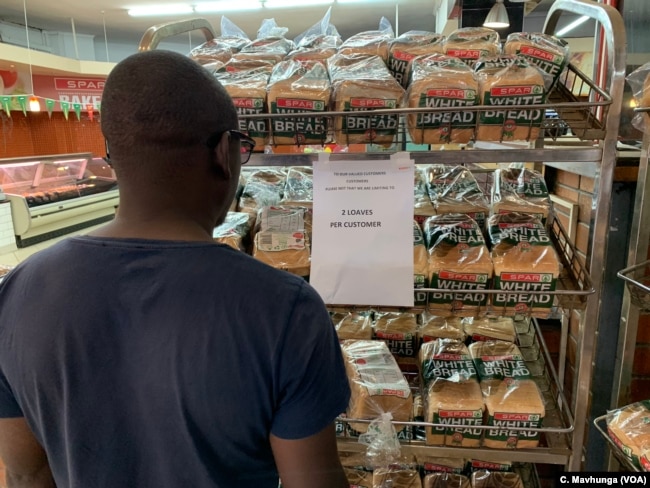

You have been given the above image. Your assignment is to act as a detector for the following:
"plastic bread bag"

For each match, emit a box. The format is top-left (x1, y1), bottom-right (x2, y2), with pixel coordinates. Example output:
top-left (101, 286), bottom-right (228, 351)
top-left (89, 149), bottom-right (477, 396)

top-left (219, 16), bottom-right (251, 52)
top-left (217, 57), bottom-right (276, 74)
top-left (418, 338), bottom-right (477, 386)
top-left (626, 61), bottom-right (650, 133)
top-left (605, 400), bottom-right (650, 470)
top-left (467, 340), bottom-right (530, 391)
top-left (475, 55), bottom-right (553, 143)
top-left (212, 211), bottom-right (251, 251)
top-left (422, 376), bottom-right (484, 447)
top-left (373, 312), bottom-right (419, 360)
top-left (414, 169), bottom-right (436, 219)
top-left (427, 166), bottom-right (489, 229)
top-left (344, 467), bottom-right (374, 488)
top-left (424, 214), bottom-right (492, 316)
top-left (338, 16), bottom-right (394, 62)
top-left (471, 471), bottom-right (524, 488)
top-left (252, 207), bottom-right (310, 277)
top-left (407, 53), bottom-right (479, 145)
top-left (504, 32), bottom-right (570, 89)
top-left (328, 54), bottom-right (405, 147)
top-left (491, 167), bottom-right (552, 224)
top-left (372, 463), bottom-right (423, 488)
top-left (388, 30), bottom-right (446, 88)
top-left (461, 315), bottom-right (516, 343)
top-left (293, 6), bottom-right (341, 49)
top-left (267, 60), bottom-right (331, 145)
top-left (487, 212), bottom-right (560, 317)
top-left (413, 219), bottom-right (429, 290)
top-left (423, 473), bottom-right (471, 488)
top-left (418, 313), bottom-right (466, 343)
top-left (216, 67), bottom-right (271, 148)
top-left (467, 459), bottom-right (512, 473)
top-left (280, 166), bottom-right (313, 206)
top-left (340, 340), bottom-right (413, 434)
top-left (331, 311), bottom-right (373, 341)
top-left (238, 169), bottom-right (286, 217)
top-left (188, 40), bottom-right (232, 66)
top-left (443, 27), bottom-right (501, 68)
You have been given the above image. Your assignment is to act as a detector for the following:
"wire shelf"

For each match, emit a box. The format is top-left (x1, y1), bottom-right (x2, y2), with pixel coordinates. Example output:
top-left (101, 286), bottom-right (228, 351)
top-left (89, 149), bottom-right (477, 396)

top-left (617, 260), bottom-right (650, 312)
top-left (336, 318), bottom-right (574, 466)
top-left (235, 62), bottom-right (610, 149)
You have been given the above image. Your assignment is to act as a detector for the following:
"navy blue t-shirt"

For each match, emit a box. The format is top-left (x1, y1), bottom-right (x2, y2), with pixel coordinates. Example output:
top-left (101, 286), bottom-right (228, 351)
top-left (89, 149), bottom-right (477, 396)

top-left (0, 236), bottom-right (350, 487)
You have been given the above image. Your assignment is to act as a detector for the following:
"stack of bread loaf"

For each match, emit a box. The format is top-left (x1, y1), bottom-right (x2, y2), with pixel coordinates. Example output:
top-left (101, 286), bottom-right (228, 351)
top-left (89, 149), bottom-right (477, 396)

top-left (419, 338), bottom-right (484, 447)
top-left (469, 340), bottom-right (545, 449)
top-left (424, 214), bottom-right (492, 316)
top-left (487, 212), bottom-right (561, 317)
top-left (388, 31), bottom-right (445, 88)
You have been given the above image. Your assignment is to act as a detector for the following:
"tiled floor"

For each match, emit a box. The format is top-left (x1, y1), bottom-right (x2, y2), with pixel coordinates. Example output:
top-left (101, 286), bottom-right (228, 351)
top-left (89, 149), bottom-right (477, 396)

top-left (0, 224), bottom-right (105, 267)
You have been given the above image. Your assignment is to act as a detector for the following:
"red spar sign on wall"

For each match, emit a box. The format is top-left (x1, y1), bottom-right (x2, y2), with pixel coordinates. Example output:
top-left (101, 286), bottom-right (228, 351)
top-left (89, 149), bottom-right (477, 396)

top-left (33, 75), bottom-right (106, 110)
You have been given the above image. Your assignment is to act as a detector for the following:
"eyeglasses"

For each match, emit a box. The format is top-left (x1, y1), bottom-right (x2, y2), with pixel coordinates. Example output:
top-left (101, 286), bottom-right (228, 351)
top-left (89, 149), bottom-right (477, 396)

top-left (206, 130), bottom-right (256, 164)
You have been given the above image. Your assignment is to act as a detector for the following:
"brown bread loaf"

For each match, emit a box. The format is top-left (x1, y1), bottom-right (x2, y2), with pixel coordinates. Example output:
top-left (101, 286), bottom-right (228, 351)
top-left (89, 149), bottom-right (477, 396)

top-left (188, 40), bottom-right (232, 66)
top-left (423, 473), bottom-right (471, 488)
top-left (408, 54), bottom-right (479, 145)
top-left (329, 54), bottom-right (405, 146)
top-left (504, 32), bottom-right (569, 87)
top-left (418, 314), bottom-right (466, 343)
top-left (606, 400), bottom-right (650, 470)
top-left (471, 471), bottom-right (524, 488)
top-left (443, 27), bottom-right (500, 68)
top-left (388, 31), bottom-right (445, 88)
top-left (373, 468), bottom-right (423, 488)
top-left (476, 56), bottom-right (547, 142)
top-left (332, 311), bottom-right (373, 341)
top-left (491, 167), bottom-right (552, 223)
top-left (338, 29), bottom-right (393, 62)
top-left (217, 67), bottom-right (270, 148)
top-left (267, 60), bottom-right (330, 145)
top-left (462, 316), bottom-right (516, 343)
top-left (341, 340), bottom-right (413, 433)
top-left (425, 214), bottom-right (492, 316)
top-left (488, 212), bottom-right (560, 317)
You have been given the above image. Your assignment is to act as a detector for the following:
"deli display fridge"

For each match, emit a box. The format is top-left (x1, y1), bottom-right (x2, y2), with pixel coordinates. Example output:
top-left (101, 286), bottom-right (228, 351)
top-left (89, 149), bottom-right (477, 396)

top-left (0, 153), bottom-right (119, 247)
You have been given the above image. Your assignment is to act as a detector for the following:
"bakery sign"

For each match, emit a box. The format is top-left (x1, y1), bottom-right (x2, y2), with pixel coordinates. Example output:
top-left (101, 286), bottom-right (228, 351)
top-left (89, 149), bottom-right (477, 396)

top-left (33, 75), bottom-right (105, 110)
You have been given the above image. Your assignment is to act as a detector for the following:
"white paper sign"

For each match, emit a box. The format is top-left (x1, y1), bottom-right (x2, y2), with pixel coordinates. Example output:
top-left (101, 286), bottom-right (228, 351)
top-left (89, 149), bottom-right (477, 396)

top-left (310, 153), bottom-right (414, 307)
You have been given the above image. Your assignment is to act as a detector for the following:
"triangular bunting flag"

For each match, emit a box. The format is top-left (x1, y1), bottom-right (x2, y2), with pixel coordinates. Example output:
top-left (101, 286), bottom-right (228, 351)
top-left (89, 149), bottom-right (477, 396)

top-left (73, 103), bottom-right (82, 121)
top-left (45, 99), bottom-right (55, 118)
top-left (0, 96), bottom-right (11, 117)
top-left (16, 95), bottom-right (27, 116)
top-left (60, 101), bottom-right (70, 120)
top-left (86, 104), bottom-right (94, 122)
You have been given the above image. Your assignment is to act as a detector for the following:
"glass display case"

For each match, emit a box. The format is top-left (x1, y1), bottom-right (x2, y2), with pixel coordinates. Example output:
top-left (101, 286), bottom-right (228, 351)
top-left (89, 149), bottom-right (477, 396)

top-left (0, 153), bottom-right (119, 247)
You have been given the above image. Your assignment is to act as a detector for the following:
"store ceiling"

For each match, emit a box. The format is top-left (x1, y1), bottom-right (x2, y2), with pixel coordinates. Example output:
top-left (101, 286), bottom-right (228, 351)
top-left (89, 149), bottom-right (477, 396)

top-left (0, 0), bottom-right (593, 48)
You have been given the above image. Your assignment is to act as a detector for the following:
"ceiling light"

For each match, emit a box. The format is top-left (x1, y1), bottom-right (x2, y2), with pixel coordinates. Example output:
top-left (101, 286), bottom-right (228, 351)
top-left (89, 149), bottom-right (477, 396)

top-left (483, 0), bottom-right (509, 29)
top-left (127, 4), bottom-right (194, 17)
top-left (195, 1), bottom-right (261, 12)
top-left (556, 15), bottom-right (590, 37)
top-left (265, 0), bottom-right (333, 7)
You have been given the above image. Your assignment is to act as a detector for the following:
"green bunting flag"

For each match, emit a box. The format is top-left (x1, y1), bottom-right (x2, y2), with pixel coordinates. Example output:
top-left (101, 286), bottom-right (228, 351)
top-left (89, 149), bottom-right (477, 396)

top-left (0, 96), bottom-right (11, 117)
top-left (45, 99), bottom-right (55, 118)
top-left (60, 101), bottom-right (70, 120)
top-left (73, 103), bottom-right (82, 121)
top-left (16, 95), bottom-right (27, 116)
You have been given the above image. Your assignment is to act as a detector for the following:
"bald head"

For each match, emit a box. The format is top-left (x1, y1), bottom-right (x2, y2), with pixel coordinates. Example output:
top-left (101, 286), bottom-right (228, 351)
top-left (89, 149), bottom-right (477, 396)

top-left (101, 50), bottom-right (238, 164)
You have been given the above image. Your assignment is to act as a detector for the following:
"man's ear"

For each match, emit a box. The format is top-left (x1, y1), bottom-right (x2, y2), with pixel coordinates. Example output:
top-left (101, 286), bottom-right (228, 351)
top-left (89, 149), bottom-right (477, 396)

top-left (211, 132), bottom-right (232, 179)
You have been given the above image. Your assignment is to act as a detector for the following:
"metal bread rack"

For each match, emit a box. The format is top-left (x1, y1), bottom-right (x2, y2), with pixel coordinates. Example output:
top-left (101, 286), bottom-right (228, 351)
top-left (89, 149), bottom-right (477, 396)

top-left (336, 317), bottom-right (575, 466)
top-left (616, 107), bottom-right (650, 312)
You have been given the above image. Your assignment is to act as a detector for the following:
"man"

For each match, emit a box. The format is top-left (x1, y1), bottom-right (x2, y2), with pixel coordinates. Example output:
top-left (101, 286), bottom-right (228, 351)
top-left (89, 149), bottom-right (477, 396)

top-left (0, 50), bottom-right (350, 488)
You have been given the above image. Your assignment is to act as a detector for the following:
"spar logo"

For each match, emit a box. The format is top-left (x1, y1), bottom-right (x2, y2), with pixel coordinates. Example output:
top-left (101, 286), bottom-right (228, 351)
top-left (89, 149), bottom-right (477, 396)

top-left (440, 410), bottom-right (482, 418)
top-left (350, 98), bottom-right (396, 108)
top-left (233, 98), bottom-right (263, 109)
top-left (446, 49), bottom-right (481, 59)
top-left (426, 88), bottom-right (474, 99)
top-left (439, 271), bottom-right (487, 283)
top-left (501, 273), bottom-right (552, 282)
top-left (520, 45), bottom-right (557, 63)
top-left (392, 50), bottom-right (417, 62)
top-left (490, 85), bottom-right (544, 96)
top-left (277, 98), bottom-right (324, 110)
